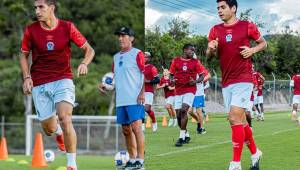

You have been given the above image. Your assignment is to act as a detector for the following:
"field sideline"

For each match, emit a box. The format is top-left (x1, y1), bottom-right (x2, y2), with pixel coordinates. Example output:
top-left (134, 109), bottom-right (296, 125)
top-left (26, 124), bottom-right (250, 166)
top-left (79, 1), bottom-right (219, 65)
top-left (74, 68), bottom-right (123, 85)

top-left (0, 111), bottom-right (300, 170)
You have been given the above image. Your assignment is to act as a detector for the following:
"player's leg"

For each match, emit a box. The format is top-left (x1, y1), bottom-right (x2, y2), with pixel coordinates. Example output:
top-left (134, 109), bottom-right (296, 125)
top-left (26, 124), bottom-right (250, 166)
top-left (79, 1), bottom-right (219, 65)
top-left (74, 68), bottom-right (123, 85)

top-left (127, 105), bottom-right (145, 169)
top-left (197, 96), bottom-right (205, 134)
top-left (180, 93), bottom-right (194, 143)
top-left (56, 102), bottom-right (77, 169)
top-left (166, 103), bottom-right (174, 126)
top-left (144, 92), bottom-right (157, 132)
top-left (174, 95), bottom-right (185, 147)
top-left (41, 116), bottom-right (65, 151)
top-left (32, 85), bottom-right (66, 152)
top-left (259, 96), bottom-right (265, 121)
top-left (291, 95), bottom-right (299, 121)
top-left (117, 106), bottom-right (137, 168)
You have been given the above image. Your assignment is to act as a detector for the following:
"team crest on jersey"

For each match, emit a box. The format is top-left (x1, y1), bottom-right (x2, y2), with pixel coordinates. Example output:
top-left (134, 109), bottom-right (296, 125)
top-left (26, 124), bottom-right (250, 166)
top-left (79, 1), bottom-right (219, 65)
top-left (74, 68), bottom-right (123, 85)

top-left (46, 42), bottom-right (54, 50)
top-left (225, 34), bottom-right (232, 42)
top-left (182, 65), bottom-right (188, 71)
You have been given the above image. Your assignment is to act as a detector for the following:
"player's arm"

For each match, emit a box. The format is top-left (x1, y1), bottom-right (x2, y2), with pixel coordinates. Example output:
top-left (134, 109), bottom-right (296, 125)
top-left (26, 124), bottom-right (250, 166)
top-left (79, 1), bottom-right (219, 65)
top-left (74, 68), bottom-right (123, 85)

top-left (19, 52), bottom-right (33, 95)
top-left (156, 79), bottom-right (166, 89)
top-left (168, 86), bottom-right (175, 90)
top-left (206, 27), bottom-right (218, 59)
top-left (77, 42), bottom-right (95, 77)
top-left (137, 51), bottom-right (145, 104)
top-left (20, 27), bottom-right (33, 95)
top-left (240, 22), bottom-right (267, 58)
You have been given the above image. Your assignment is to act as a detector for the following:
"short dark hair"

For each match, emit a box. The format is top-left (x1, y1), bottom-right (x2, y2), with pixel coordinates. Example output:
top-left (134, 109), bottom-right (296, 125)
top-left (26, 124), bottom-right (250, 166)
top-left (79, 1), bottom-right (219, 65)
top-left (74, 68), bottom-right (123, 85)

top-left (35, 0), bottom-right (56, 7)
top-left (183, 43), bottom-right (195, 51)
top-left (217, 0), bottom-right (238, 13)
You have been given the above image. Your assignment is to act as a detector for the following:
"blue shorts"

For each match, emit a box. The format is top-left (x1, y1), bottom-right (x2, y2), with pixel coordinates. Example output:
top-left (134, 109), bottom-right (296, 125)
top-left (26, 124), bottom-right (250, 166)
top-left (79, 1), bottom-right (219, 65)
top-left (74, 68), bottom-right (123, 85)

top-left (192, 96), bottom-right (205, 108)
top-left (32, 79), bottom-right (75, 121)
top-left (116, 105), bottom-right (145, 125)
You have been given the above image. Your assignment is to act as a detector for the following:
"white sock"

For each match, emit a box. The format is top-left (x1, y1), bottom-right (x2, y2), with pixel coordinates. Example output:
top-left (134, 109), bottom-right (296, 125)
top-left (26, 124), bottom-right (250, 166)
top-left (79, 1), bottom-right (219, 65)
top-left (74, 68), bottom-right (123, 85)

top-left (292, 110), bottom-right (297, 114)
top-left (129, 159), bottom-right (136, 163)
top-left (66, 153), bottom-right (77, 168)
top-left (185, 130), bottom-right (190, 137)
top-left (255, 111), bottom-right (259, 116)
top-left (136, 158), bottom-right (144, 164)
top-left (55, 124), bottom-right (63, 136)
top-left (179, 130), bottom-right (185, 139)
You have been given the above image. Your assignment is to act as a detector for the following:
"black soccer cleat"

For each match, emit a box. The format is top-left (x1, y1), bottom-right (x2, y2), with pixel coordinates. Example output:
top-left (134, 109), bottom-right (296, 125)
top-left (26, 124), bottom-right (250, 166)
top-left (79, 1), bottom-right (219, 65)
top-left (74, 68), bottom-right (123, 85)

top-left (175, 138), bottom-right (184, 147)
top-left (184, 137), bottom-right (191, 144)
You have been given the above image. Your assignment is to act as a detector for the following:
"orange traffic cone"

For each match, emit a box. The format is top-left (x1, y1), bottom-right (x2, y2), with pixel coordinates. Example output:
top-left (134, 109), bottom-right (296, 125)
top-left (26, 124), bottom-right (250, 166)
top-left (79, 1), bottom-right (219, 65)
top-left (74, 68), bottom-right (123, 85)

top-left (162, 116), bottom-right (168, 127)
top-left (145, 117), bottom-right (152, 128)
top-left (192, 117), bottom-right (197, 123)
top-left (0, 137), bottom-right (8, 160)
top-left (31, 132), bottom-right (48, 168)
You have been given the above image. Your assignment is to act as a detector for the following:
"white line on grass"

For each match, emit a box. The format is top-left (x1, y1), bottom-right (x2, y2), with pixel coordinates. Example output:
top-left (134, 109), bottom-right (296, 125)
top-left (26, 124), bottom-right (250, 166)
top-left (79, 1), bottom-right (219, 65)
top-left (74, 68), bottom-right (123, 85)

top-left (156, 128), bottom-right (298, 157)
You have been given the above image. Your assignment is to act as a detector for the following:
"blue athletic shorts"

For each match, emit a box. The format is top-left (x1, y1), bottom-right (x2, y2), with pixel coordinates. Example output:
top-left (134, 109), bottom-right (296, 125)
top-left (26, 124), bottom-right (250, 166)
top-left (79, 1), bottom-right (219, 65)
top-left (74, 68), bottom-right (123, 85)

top-left (116, 104), bottom-right (145, 125)
top-left (192, 95), bottom-right (205, 108)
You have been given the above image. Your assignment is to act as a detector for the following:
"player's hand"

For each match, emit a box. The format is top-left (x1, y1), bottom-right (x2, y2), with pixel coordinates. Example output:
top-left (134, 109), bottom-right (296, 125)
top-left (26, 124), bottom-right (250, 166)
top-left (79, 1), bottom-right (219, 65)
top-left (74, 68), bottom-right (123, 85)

top-left (137, 92), bottom-right (145, 105)
top-left (23, 78), bottom-right (33, 95)
top-left (77, 63), bottom-right (88, 77)
top-left (208, 38), bottom-right (218, 52)
top-left (98, 83), bottom-right (107, 94)
top-left (240, 46), bottom-right (255, 58)
top-left (189, 77), bottom-right (197, 85)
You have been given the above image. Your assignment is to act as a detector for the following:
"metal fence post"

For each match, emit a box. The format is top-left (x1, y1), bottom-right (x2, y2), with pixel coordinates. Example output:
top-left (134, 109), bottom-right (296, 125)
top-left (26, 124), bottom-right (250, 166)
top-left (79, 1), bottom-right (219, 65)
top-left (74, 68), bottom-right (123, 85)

top-left (287, 74), bottom-right (291, 105)
top-left (86, 119), bottom-right (90, 152)
top-left (271, 72), bottom-right (276, 108)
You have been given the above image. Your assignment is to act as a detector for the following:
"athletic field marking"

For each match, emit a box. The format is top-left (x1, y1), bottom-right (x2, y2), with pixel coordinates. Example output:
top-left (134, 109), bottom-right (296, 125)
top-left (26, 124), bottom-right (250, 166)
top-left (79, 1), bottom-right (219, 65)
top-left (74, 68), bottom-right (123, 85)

top-left (155, 128), bottom-right (298, 157)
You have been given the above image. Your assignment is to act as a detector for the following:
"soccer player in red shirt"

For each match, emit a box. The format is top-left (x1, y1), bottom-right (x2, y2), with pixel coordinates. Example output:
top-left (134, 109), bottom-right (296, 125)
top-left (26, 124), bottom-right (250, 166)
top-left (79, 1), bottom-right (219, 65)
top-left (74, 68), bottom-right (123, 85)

top-left (170, 44), bottom-right (207, 147)
top-left (291, 72), bottom-right (300, 122)
top-left (206, 0), bottom-right (267, 169)
top-left (143, 52), bottom-right (160, 132)
top-left (157, 69), bottom-right (177, 126)
top-left (253, 70), bottom-right (265, 121)
top-left (19, 1), bottom-right (95, 169)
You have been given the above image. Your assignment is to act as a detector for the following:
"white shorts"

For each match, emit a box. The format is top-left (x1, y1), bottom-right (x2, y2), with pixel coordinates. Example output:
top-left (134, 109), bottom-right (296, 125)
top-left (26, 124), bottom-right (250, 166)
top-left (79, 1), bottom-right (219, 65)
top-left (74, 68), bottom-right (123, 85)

top-left (253, 91), bottom-right (258, 105)
top-left (257, 96), bottom-right (263, 104)
top-left (293, 95), bottom-right (300, 104)
top-left (166, 96), bottom-right (175, 106)
top-left (145, 92), bottom-right (154, 105)
top-left (247, 101), bottom-right (254, 112)
top-left (222, 83), bottom-right (253, 113)
top-left (32, 79), bottom-right (75, 121)
top-left (174, 93), bottom-right (195, 110)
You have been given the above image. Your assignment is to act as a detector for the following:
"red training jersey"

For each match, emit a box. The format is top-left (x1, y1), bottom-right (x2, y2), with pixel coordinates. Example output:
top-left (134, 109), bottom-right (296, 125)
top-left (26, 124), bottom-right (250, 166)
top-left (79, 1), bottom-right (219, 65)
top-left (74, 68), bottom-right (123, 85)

top-left (292, 74), bottom-right (300, 95)
top-left (169, 57), bottom-right (206, 95)
top-left (144, 64), bottom-right (158, 93)
top-left (21, 19), bottom-right (87, 86)
top-left (159, 76), bottom-right (175, 98)
top-left (208, 20), bottom-right (262, 87)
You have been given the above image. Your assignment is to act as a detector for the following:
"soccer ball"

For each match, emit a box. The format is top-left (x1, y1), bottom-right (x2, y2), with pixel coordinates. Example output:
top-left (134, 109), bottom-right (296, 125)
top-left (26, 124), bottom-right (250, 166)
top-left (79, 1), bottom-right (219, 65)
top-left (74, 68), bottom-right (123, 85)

top-left (102, 72), bottom-right (115, 91)
top-left (44, 149), bottom-right (55, 162)
top-left (114, 150), bottom-right (129, 168)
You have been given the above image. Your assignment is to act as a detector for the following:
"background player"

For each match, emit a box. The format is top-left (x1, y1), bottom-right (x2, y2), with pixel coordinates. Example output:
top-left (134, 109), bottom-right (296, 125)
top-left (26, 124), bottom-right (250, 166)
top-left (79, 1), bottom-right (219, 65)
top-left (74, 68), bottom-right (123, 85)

top-left (291, 72), bottom-right (300, 123)
top-left (206, 0), bottom-right (267, 169)
top-left (170, 44), bottom-right (207, 147)
top-left (157, 69), bottom-right (177, 127)
top-left (143, 52), bottom-right (160, 132)
top-left (20, 0), bottom-right (95, 169)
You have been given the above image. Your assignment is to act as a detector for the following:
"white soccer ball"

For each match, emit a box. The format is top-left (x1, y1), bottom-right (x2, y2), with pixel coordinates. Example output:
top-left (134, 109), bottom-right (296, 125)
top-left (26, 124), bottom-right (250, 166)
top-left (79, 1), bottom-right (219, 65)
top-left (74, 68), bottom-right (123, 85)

top-left (114, 150), bottom-right (129, 167)
top-left (44, 149), bottom-right (55, 162)
top-left (102, 72), bottom-right (115, 91)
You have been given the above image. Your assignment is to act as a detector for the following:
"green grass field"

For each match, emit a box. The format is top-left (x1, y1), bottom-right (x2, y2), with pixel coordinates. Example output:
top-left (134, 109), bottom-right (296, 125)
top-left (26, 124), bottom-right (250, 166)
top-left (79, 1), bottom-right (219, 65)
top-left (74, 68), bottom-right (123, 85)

top-left (1, 111), bottom-right (300, 170)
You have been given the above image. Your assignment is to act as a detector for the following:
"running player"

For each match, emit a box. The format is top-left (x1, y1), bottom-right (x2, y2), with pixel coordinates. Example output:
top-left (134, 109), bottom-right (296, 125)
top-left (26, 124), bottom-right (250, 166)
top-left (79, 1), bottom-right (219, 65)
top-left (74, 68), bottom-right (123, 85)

top-left (20, 1), bottom-right (95, 169)
top-left (189, 55), bottom-right (211, 134)
top-left (206, 0), bottom-right (267, 169)
top-left (157, 69), bottom-right (177, 127)
top-left (99, 27), bottom-right (145, 169)
top-left (143, 52), bottom-right (160, 132)
top-left (291, 72), bottom-right (300, 122)
top-left (170, 44), bottom-right (207, 147)
top-left (254, 70), bottom-right (265, 121)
